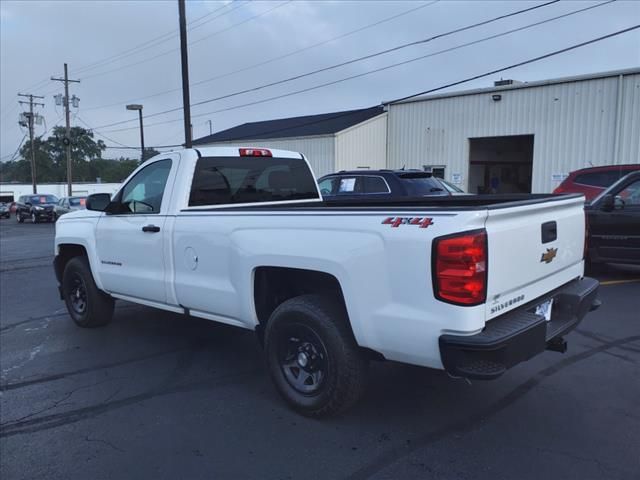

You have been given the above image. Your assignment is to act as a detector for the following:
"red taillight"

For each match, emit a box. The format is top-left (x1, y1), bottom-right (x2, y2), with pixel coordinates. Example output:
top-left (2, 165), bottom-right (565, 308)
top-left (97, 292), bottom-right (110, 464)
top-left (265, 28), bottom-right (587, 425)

top-left (239, 148), bottom-right (272, 157)
top-left (433, 229), bottom-right (487, 306)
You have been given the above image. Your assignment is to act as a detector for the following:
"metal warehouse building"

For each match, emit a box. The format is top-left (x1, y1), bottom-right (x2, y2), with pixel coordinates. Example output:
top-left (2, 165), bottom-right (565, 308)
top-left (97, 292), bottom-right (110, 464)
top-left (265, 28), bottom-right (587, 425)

top-left (193, 106), bottom-right (387, 178)
top-left (386, 68), bottom-right (640, 194)
top-left (193, 68), bottom-right (639, 194)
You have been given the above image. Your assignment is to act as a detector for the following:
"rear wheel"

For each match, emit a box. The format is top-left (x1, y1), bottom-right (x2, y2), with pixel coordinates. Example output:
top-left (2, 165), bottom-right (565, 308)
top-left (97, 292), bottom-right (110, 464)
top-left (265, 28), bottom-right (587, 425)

top-left (264, 294), bottom-right (368, 417)
top-left (31, 212), bottom-right (37, 224)
top-left (16, 211), bottom-right (23, 223)
top-left (62, 256), bottom-right (114, 327)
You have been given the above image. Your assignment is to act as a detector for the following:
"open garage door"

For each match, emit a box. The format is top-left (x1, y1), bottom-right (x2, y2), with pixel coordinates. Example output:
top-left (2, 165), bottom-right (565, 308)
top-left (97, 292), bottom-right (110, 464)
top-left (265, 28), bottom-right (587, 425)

top-left (468, 135), bottom-right (533, 194)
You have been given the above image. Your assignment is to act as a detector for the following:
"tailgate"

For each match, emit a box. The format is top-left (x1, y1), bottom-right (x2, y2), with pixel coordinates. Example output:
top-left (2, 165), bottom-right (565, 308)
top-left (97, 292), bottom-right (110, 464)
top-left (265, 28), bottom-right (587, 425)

top-left (484, 196), bottom-right (585, 320)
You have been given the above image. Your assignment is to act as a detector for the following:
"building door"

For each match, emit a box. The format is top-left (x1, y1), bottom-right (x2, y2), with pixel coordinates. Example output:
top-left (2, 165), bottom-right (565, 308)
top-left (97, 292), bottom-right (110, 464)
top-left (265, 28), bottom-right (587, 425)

top-left (468, 135), bottom-right (534, 194)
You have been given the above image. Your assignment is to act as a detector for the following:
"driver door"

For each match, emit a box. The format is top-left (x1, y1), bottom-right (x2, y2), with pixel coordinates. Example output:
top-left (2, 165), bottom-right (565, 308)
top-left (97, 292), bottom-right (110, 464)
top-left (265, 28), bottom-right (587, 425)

top-left (96, 158), bottom-right (175, 303)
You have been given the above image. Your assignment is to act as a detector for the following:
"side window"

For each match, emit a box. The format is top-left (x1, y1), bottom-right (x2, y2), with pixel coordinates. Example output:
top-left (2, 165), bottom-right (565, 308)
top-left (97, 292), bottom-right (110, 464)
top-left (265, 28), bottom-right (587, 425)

top-left (618, 180), bottom-right (640, 207)
top-left (119, 159), bottom-right (172, 214)
top-left (318, 177), bottom-right (336, 195)
top-left (363, 176), bottom-right (390, 194)
top-left (336, 177), bottom-right (364, 194)
top-left (574, 171), bottom-right (618, 188)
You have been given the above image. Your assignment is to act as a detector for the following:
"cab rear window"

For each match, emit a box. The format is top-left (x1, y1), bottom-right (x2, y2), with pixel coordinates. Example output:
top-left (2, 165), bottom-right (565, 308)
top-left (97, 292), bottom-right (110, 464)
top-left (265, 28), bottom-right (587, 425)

top-left (189, 156), bottom-right (320, 206)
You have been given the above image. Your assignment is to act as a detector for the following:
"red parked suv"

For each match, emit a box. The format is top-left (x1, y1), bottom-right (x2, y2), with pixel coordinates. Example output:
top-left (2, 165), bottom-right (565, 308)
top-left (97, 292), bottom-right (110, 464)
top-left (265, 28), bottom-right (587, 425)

top-left (554, 164), bottom-right (640, 201)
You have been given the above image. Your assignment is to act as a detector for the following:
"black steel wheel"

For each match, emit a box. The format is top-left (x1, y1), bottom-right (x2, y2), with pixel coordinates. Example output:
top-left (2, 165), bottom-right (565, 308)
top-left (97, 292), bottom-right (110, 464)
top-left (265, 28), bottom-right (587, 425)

top-left (278, 323), bottom-right (328, 395)
top-left (67, 272), bottom-right (88, 316)
top-left (264, 294), bottom-right (368, 417)
top-left (62, 256), bottom-right (114, 327)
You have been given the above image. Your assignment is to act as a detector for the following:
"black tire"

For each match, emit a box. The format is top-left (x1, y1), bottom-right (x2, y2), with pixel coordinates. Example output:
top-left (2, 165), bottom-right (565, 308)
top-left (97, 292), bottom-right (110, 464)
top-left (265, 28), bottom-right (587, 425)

top-left (264, 294), bottom-right (368, 417)
top-left (62, 256), bottom-right (114, 328)
top-left (16, 211), bottom-right (23, 223)
top-left (31, 212), bottom-right (37, 224)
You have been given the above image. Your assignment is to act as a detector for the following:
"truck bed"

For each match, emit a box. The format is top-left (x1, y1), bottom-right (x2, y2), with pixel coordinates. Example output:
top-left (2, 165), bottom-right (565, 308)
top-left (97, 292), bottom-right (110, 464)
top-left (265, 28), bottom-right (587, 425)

top-left (190, 193), bottom-right (584, 211)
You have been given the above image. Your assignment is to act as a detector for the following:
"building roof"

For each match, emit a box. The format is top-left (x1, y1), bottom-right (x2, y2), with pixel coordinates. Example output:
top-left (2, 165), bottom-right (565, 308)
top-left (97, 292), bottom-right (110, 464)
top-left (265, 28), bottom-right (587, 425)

top-left (387, 67), bottom-right (640, 105)
top-left (192, 106), bottom-right (384, 144)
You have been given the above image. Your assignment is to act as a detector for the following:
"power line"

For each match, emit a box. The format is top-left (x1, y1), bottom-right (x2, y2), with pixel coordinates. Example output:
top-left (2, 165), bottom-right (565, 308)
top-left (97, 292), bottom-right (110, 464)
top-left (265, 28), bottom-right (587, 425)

top-left (102, 24), bottom-right (639, 135)
top-left (72, 1), bottom-right (247, 77)
top-left (388, 25), bottom-right (640, 104)
top-left (0, 134), bottom-right (27, 162)
top-left (83, 1), bottom-right (440, 112)
top-left (76, 115), bottom-right (133, 148)
top-left (16, 2), bottom-right (244, 93)
top-left (98, 0), bottom-right (616, 132)
top-left (79, 1), bottom-right (291, 81)
top-left (94, 0), bottom-right (562, 129)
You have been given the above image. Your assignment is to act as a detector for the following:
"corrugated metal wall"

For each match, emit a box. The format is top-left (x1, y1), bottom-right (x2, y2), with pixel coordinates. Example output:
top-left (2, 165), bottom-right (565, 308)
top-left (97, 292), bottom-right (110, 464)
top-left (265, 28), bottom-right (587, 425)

top-left (387, 72), bottom-right (640, 193)
top-left (200, 136), bottom-right (336, 177)
top-left (334, 113), bottom-right (387, 172)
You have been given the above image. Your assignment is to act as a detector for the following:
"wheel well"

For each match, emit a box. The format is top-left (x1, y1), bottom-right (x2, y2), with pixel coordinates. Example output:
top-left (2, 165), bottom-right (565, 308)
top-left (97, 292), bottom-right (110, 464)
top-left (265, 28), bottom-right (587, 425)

top-left (54, 244), bottom-right (88, 283)
top-left (254, 266), bottom-right (347, 330)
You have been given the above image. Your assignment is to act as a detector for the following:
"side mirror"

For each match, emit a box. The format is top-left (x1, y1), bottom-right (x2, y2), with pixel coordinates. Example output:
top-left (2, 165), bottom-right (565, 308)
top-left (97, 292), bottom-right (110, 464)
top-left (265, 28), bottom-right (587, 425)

top-left (600, 194), bottom-right (614, 212)
top-left (85, 193), bottom-right (112, 212)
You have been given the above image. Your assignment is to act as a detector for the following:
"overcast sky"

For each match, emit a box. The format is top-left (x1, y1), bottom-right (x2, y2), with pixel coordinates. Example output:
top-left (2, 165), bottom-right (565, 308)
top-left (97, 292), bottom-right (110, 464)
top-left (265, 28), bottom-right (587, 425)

top-left (1, 0), bottom-right (639, 161)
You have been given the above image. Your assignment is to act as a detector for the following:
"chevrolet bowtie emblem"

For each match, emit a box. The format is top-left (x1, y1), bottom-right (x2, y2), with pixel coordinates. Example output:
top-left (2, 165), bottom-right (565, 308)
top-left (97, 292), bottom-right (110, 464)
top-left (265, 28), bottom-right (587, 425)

top-left (540, 248), bottom-right (558, 264)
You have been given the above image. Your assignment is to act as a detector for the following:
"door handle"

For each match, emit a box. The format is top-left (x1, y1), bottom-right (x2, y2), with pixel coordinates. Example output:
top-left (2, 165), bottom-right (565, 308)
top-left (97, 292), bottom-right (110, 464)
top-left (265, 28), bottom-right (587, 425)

top-left (142, 225), bottom-right (161, 233)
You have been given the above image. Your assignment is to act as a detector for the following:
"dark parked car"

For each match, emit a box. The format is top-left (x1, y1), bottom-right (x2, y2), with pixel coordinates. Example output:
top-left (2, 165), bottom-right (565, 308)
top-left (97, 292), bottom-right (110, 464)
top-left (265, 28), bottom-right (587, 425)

top-left (0, 203), bottom-right (10, 219)
top-left (554, 164), bottom-right (640, 201)
top-left (15, 194), bottom-right (59, 223)
top-left (586, 171), bottom-right (640, 266)
top-left (54, 196), bottom-right (87, 220)
top-left (317, 170), bottom-right (450, 199)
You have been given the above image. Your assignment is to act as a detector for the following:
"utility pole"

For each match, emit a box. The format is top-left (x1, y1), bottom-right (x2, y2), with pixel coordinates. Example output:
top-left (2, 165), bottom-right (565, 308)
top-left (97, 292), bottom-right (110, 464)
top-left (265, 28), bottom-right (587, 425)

top-left (51, 64), bottom-right (80, 196)
top-left (178, 0), bottom-right (192, 148)
top-left (18, 93), bottom-right (45, 194)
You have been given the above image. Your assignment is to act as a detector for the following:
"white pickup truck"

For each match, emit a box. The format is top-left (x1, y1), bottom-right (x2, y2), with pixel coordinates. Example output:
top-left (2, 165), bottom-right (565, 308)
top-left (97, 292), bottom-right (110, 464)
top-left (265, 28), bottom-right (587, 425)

top-left (54, 147), bottom-right (600, 416)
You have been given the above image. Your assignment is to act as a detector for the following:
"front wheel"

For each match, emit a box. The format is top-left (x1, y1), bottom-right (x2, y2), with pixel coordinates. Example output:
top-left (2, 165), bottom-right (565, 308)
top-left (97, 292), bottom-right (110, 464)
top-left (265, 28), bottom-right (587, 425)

top-left (31, 212), bottom-right (37, 224)
top-left (16, 211), bottom-right (23, 223)
top-left (62, 256), bottom-right (114, 327)
top-left (264, 294), bottom-right (368, 417)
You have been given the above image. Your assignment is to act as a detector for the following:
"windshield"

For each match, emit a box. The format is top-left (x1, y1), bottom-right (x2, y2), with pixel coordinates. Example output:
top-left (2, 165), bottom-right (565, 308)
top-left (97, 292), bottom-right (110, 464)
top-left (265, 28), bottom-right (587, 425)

top-left (440, 179), bottom-right (464, 193)
top-left (29, 195), bottom-right (58, 204)
top-left (69, 197), bottom-right (87, 207)
top-left (396, 173), bottom-right (448, 196)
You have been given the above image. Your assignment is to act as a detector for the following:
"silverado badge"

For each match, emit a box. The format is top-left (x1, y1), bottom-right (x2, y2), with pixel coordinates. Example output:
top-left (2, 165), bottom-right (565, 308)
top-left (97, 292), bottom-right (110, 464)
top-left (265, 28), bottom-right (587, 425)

top-left (540, 247), bottom-right (558, 264)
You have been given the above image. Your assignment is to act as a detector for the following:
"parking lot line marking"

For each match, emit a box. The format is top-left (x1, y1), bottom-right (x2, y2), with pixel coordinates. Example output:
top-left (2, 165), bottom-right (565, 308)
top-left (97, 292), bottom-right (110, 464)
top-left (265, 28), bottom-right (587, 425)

top-left (600, 279), bottom-right (640, 286)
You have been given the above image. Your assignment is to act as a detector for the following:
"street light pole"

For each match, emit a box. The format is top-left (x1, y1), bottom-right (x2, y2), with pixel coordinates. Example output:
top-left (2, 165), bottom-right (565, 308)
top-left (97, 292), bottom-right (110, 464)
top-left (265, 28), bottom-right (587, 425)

top-left (126, 104), bottom-right (145, 161)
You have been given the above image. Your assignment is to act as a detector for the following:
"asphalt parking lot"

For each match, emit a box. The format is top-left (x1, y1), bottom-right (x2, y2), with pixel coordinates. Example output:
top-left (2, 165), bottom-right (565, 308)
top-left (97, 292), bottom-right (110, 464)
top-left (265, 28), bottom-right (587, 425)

top-left (1, 218), bottom-right (639, 480)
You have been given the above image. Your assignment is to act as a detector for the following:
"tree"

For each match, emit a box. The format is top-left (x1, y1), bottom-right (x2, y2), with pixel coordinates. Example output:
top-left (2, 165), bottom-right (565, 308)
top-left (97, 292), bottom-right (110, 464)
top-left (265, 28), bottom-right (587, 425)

top-left (43, 126), bottom-right (106, 181)
top-left (142, 147), bottom-right (161, 163)
top-left (0, 127), bottom-right (142, 184)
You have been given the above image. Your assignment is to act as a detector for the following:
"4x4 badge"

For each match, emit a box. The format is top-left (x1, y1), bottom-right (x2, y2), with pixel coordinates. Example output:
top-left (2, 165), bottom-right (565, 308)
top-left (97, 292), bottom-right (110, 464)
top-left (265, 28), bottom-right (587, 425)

top-left (382, 217), bottom-right (433, 228)
top-left (540, 248), bottom-right (558, 264)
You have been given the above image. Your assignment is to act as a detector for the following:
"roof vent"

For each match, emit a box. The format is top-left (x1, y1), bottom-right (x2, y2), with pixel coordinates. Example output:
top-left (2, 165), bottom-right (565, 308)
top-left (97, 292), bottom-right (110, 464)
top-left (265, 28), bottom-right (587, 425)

top-left (494, 78), bottom-right (523, 87)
